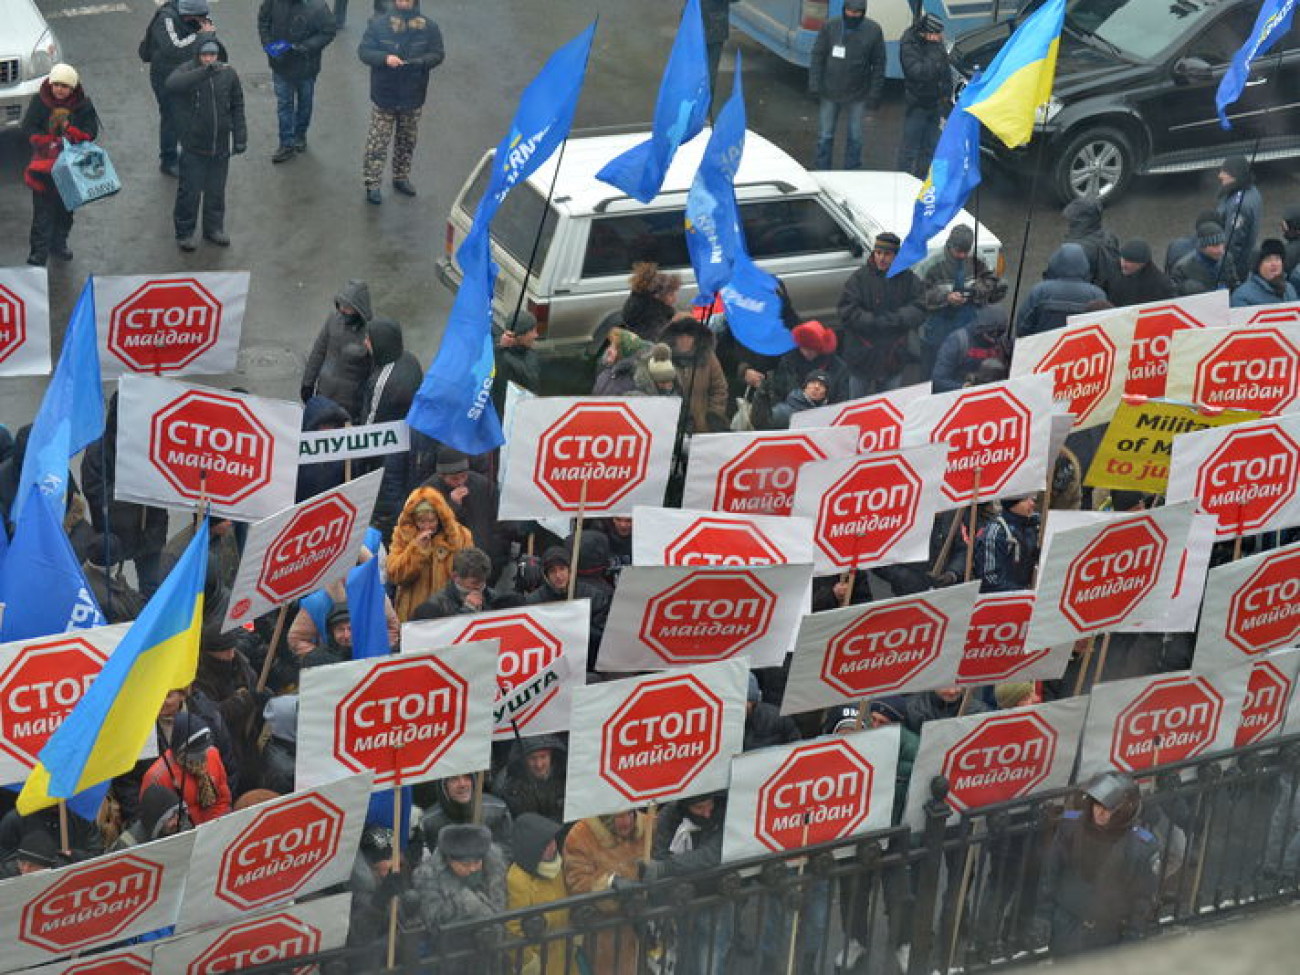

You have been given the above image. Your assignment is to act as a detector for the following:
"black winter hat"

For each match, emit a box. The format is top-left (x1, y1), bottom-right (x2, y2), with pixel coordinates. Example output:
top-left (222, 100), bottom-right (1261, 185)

top-left (198, 37), bottom-right (221, 55)
top-left (1220, 154), bottom-right (1251, 183)
top-left (16, 831), bottom-right (58, 868)
top-left (919, 13), bottom-right (944, 34)
top-left (506, 309), bottom-right (538, 335)
top-left (438, 824), bottom-right (492, 861)
top-left (1197, 221), bottom-right (1226, 248)
top-left (1256, 238), bottom-right (1288, 272)
top-left (541, 545), bottom-right (568, 571)
top-left (435, 449), bottom-right (469, 475)
top-left (1119, 239), bottom-right (1152, 264)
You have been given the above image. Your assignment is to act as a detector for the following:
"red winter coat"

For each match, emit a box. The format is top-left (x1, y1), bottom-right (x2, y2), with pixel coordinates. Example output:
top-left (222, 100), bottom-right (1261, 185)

top-left (21, 79), bottom-right (99, 194)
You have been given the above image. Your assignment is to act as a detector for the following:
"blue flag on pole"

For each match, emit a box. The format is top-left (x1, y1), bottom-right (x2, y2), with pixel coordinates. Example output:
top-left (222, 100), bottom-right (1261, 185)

top-left (14, 279), bottom-right (103, 524)
top-left (407, 22), bottom-right (596, 455)
top-left (890, 106), bottom-right (983, 276)
top-left (597, 0), bottom-right (710, 203)
top-left (1217, 0), bottom-right (1297, 129)
top-left (0, 484), bottom-right (104, 642)
top-left (346, 556), bottom-right (390, 659)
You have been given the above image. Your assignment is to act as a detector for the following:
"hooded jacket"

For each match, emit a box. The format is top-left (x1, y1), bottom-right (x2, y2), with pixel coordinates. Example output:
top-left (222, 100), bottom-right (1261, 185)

top-left (562, 814), bottom-right (644, 975)
top-left (146, 2), bottom-right (208, 82)
top-left (81, 394), bottom-right (169, 565)
top-left (649, 796), bottom-right (727, 883)
top-left (418, 778), bottom-right (513, 858)
top-left (165, 48), bottom-right (246, 157)
top-left (933, 304), bottom-right (1012, 393)
top-left (506, 814), bottom-right (571, 974)
top-left (303, 280), bottom-right (374, 421)
top-left (22, 80), bottom-right (99, 194)
top-left (361, 318), bottom-right (423, 425)
top-left (357, 1), bottom-right (444, 111)
top-left (1015, 244), bottom-right (1107, 337)
top-left (1062, 198), bottom-right (1120, 290)
top-left (663, 316), bottom-right (729, 434)
top-left (810, 15), bottom-right (886, 107)
top-left (387, 487), bottom-right (473, 620)
top-left (295, 396), bottom-right (352, 502)
top-left (140, 712), bottom-right (232, 825)
top-left (492, 735), bottom-right (568, 822)
top-left (1106, 260), bottom-right (1176, 308)
top-left (1216, 163), bottom-right (1262, 286)
top-left (899, 21), bottom-right (951, 109)
top-left (110, 785), bottom-right (182, 850)
top-left (257, 0), bottom-right (336, 80)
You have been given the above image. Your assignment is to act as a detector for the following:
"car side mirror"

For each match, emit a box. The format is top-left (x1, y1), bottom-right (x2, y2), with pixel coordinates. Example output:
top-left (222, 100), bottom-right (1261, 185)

top-left (1173, 57), bottom-right (1213, 84)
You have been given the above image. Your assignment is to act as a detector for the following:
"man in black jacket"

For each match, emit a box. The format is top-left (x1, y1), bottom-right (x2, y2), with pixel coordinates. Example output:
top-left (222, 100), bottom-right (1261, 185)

top-left (897, 13), bottom-right (950, 177)
top-left (166, 38), bottom-right (245, 250)
top-left (808, 0), bottom-right (885, 170)
top-left (142, 0), bottom-right (212, 175)
top-left (357, 0), bottom-right (443, 202)
top-left (837, 231), bottom-right (924, 396)
top-left (257, 0), bottom-right (336, 163)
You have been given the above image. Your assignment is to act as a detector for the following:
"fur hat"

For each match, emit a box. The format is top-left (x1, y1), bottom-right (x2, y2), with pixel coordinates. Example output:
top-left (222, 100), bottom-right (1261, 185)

top-left (435, 449), bottom-right (469, 475)
top-left (1119, 239), bottom-right (1151, 264)
top-left (1197, 221), bottom-right (1226, 248)
top-left (1256, 237), bottom-right (1288, 272)
top-left (646, 344), bottom-right (678, 383)
top-left (994, 682), bottom-right (1035, 709)
top-left (792, 320), bottom-right (837, 356)
top-left (438, 824), bottom-right (491, 861)
top-left (48, 63), bottom-right (79, 88)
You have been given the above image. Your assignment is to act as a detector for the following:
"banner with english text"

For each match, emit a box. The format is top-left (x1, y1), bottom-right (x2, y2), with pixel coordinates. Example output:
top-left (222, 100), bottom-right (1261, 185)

top-left (0, 266), bottom-right (51, 377)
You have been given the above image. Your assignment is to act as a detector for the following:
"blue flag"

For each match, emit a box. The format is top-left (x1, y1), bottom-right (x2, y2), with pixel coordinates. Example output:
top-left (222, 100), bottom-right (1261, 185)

top-left (14, 279), bottom-right (104, 524)
top-left (597, 0), bottom-right (710, 203)
top-left (408, 22), bottom-right (596, 455)
top-left (890, 107), bottom-right (983, 276)
top-left (0, 484), bottom-right (104, 642)
top-left (1217, 0), bottom-right (1297, 129)
top-left (722, 252), bottom-right (794, 355)
top-left (345, 556), bottom-right (390, 659)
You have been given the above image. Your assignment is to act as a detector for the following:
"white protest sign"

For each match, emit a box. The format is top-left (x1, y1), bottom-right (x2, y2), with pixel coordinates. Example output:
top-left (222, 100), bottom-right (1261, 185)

top-left (115, 375), bottom-right (301, 521)
top-left (1229, 301), bottom-right (1300, 326)
top-left (682, 427), bottom-right (858, 516)
top-left (1237, 649), bottom-right (1300, 748)
top-left (0, 266), bottom-right (51, 377)
top-left (903, 697), bottom-right (1088, 830)
top-left (1027, 502), bottom-right (1194, 648)
top-left (1076, 667), bottom-right (1249, 780)
top-left (222, 471), bottom-right (382, 629)
top-left (498, 396), bottom-right (681, 519)
top-left (18, 948), bottom-right (152, 974)
top-left (1010, 313), bottom-right (1136, 430)
top-left (176, 772), bottom-right (372, 931)
top-left (791, 443), bottom-right (949, 574)
top-left (781, 583), bottom-right (980, 715)
top-left (1165, 324), bottom-right (1300, 415)
top-left (0, 624), bottom-right (128, 784)
top-left (299, 419), bottom-right (411, 464)
top-left (1167, 412), bottom-right (1300, 539)
top-left (722, 728), bottom-right (899, 862)
top-left (150, 893), bottom-right (350, 974)
top-left (790, 383), bottom-right (929, 453)
top-left (93, 271), bottom-right (248, 378)
top-left (955, 591), bottom-right (1071, 687)
top-left (631, 506), bottom-right (816, 568)
top-left (596, 563), bottom-right (814, 672)
top-left (0, 832), bottom-right (195, 972)
top-left (296, 642), bottom-right (497, 790)
top-left (1116, 512), bottom-right (1216, 634)
top-left (1196, 539), bottom-right (1300, 672)
top-left (402, 599), bottom-right (588, 739)
top-left (564, 659), bottom-right (748, 822)
top-left (902, 375), bottom-right (1056, 508)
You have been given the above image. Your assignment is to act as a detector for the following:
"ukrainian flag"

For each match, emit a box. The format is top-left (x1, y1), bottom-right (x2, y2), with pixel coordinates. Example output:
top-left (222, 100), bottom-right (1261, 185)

top-left (962, 0), bottom-right (1066, 149)
top-left (18, 519), bottom-right (209, 814)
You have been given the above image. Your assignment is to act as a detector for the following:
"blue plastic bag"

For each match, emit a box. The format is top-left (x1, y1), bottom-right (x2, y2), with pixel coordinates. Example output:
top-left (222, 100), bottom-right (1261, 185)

top-left (51, 138), bottom-right (120, 211)
top-left (265, 40), bottom-right (292, 57)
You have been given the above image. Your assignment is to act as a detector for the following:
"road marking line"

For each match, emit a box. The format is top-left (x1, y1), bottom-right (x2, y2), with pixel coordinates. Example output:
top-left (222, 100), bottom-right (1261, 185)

top-left (47, 3), bottom-right (131, 17)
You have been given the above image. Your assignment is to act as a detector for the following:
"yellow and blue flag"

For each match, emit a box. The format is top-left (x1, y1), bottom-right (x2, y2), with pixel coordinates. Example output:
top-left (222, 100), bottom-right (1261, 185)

top-left (598, 0), bottom-right (711, 203)
top-left (962, 0), bottom-right (1065, 148)
top-left (1217, 0), bottom-right (1297, 129)
top-left (17, 518), bottom-right (209, 814)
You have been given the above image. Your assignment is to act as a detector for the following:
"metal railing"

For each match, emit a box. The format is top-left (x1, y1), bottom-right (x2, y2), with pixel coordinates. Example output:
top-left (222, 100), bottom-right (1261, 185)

top-left (245, 733), bottom-right (1300, 975)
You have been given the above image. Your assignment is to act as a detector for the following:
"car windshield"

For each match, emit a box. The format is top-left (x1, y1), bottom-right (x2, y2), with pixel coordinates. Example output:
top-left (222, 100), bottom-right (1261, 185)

top-left (1065, 0), bottom-right (1223, 61)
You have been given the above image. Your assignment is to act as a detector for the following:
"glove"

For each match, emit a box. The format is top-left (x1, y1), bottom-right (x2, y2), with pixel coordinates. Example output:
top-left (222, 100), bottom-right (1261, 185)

top-left (232, 144), bottom-right (246, 155)
top-left (265, 40), bottom-right (292, 58)
top-left (300, 385), bottom-right (314, 404)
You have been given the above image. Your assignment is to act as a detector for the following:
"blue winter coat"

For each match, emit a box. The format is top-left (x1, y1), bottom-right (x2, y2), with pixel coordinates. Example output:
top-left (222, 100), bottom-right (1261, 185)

top-left (1015, 244), bottom-right (1107, 337)
top-left (1231, 272), bottom-right (1298, 308)
top-left (357, 4), bottom-right (444, 111)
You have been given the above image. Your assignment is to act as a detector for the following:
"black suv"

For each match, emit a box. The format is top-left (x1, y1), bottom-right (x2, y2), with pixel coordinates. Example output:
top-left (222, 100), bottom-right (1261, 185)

top-left (950, 0), bottom-right (1300, 204)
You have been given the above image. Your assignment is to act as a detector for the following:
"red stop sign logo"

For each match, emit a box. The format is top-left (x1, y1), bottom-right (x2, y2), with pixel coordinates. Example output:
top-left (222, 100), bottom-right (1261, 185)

top-left (822, 600), bottom-right (948, 696)
top-left (1038, 325), bottom-right (1115, 425)
top-left (0, 636), bottom-right (107, 769)
top-left (958, 593), bottom-right (1045, 684)
top-left (754, 739), bottom-right (874, 851)
top-left (1226, 547), bottom-right (1300, 656)
top-left (932, 387), bottom-right (1032, 503)
top-left (600, 673), bottom-right (724, 803)
top-left (108, 278), bottom-right (221, 374)
top-left (1125, 304), bottom-right (1204, 398)
top-left (257, 495), bottom-right (357, 604)
top-left (151, 390), bottom-right (275, 505)
top-left (833, 399), bottom-right (904, 453)
top-left (715, 435), bottom-right (828, 515)
top-left (815, 455), bottom-right (921, 568)
top-left (1194, 329), bottom-right (1300, 414)
top-left (534, 402), bottom-right (652, 512)
top-left (1112, 676), bottom-right (1224, 771)
top-left (335, 656), bottom-right (468, 787)
top-left (640, 570), bottom-right (776, 664)
top-left (663, 517), bottom-right (786, 566)
top-left (61, 951), bottom-right (151, 974)
top-left (1193, 425), bottom-right (1300, 536)
top-left (1236, 660), bottom-right (1294, 747)
top-left (1238, 305), bottom-right (1300, 325)
top-left (21, 856), bottom-right (163, 953)
top-left (460, 615), bottom-right (562, 733)
top-left (216, 795), bottom-right (345, 911)
top-left (1060, 519), bottom-right (1167, 632)
top-left (190, 914), bottom-right (322, 975)
top-left (0, 283), bottom-right (28, 364)
top-left (942, 712), bottom-right (1057, 812)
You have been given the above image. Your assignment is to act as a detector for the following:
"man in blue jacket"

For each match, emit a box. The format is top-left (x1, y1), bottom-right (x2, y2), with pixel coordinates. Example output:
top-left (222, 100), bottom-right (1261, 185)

top-left (357, 0), bottom-right (444, 203)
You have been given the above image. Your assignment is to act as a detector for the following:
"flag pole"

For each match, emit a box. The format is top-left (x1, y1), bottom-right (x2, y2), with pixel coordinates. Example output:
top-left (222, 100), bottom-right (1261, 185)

top-left (1091, 631), bottom-right (1113, 686)
top-left (566, 479), bottom-right (589, 601)
top-left (784, 814), bottom-right (812, 975)
top-left (508, 129), bottom-right (574, 331)
top-left (386, 764), bottom-right (404, 970)
top-left (58, 800), bottom-right (70, 858)
top-left (255, 605), bottom-right (290, 694)
top-left (963, 467), bottom-right (983, 583)
top-left (1005, 129), bottom-right (1050, 330)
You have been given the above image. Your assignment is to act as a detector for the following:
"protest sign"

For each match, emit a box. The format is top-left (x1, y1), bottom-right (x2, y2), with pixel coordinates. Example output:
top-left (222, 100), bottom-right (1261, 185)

top-left (1229, 301), bottom-right (1300, 326)
top-left (1165, 324), bottom-right (1300, 415)
top-left (790, 384), bottom-right (928, 453)
top-left (1237, 649), bottom-right (1300, 747)
top-left (298, 420), bottom-right (410, 463)
top-left (631, 506), bottom-right (815, 568)
top-left (1009, 314), bottom-right (1135, 430)
top-left (19, 948), bottom-right (152, 974)
top-left (0, 266), bottom-right (51, 377)
top-left (1197, 540), bottom-right (1300, 671)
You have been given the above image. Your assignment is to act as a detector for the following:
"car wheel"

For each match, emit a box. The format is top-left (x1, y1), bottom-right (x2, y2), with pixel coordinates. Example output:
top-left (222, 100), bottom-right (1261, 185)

top-left (1054, 126), bottom-right (1134, 205)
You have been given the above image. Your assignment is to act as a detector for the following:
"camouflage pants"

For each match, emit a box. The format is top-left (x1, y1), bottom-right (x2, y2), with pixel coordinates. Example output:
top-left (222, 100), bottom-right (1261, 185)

top-left (363, 105), bottom-right (421, 188)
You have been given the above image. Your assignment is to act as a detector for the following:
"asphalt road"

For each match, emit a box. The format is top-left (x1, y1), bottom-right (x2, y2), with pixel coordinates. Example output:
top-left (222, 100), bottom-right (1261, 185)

top-left (2, 0), bottom-right (1298, 426)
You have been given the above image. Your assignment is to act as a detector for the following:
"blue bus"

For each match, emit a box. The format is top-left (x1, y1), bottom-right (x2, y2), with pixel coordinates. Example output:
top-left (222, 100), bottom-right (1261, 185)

top-left (730, 0), bottom-right (1023, 77)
